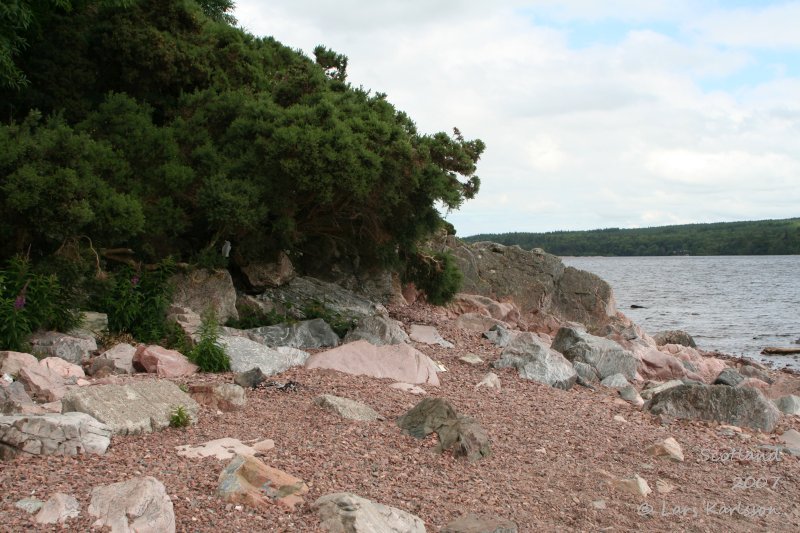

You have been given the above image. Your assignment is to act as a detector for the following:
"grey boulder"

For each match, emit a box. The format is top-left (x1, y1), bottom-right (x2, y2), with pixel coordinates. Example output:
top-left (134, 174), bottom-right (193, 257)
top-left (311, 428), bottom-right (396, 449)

top-left (492, 333), bottom-right (576, 390)
top-left (647, 384), bottom-right (782, 432)
top-left (247, 318), bottom-right (340, 349)
top-left (600, 373), bottom-right (630, 389)
top-left (344, 315), bottom-right (409, 346)
top-left (29, 331), bottom-right (96, 364)
top-left (774, 395), bottom-right (800, 416)
top-left (221, 336), bottom-right (309, 376)
top-left (314, 395), bottom-right (380, 422)
top-left (397, 398), bottom-right (490, 461)
top-left (714, 367), bottom-right (745, 387)
top-left (0, 412), bottom-right (111, 456)
top-left (88, 476), bottom-right (175, 533)
top-left (552, 327), bottom-right (637, 380)
top-left (314, 492), bottom-right (425, 533)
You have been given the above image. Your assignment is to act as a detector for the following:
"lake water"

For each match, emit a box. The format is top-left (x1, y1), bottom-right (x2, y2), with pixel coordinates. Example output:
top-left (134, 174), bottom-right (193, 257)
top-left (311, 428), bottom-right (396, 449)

top-left (561, 256), bottom-right (800, 369)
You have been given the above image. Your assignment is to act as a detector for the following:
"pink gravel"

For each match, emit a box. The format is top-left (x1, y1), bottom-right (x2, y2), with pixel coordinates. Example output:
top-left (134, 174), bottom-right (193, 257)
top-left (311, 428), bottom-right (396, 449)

top-left (2, 302), bottom-right (800, 532)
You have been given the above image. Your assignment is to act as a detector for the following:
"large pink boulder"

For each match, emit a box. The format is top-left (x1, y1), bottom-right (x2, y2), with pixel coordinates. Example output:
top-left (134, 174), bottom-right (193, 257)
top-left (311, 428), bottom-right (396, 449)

top-left (0, 351), bottom-right (39, 377)
top-left (637, 348), bottom-right (704, 382)
top-left (306, 340), bottom-right (440, 386)
top-left (658, 344), bottom-right (727, 383)
top-left (133, 345), bottom-right (198, 378)
top-left (17, 365), bottom-right (67, 402)
top-left (39, 357), bottom-right (85, 380)
top-left (217, 454), bottom-right (308, 511)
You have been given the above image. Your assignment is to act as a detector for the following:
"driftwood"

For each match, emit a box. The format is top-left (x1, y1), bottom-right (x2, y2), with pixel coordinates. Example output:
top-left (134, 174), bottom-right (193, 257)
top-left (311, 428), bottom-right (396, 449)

top-left (761, 347), bottom-right (800, 355)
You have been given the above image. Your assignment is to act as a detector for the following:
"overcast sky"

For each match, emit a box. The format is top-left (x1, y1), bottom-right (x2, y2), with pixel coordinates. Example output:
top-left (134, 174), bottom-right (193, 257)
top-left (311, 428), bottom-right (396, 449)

top-left (233, 0), bottom-right (800, 236)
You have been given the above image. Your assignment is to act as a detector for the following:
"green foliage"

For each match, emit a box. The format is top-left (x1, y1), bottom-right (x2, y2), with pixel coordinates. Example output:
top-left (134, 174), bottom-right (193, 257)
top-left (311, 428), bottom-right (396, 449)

top-left (0, 255), bottom-right (81, 351)
top-left (466, 218), bottom-right (800, 256)
top-left (225, 305), bottom-right (285, 330)
top-left (189, 308), bottom-right (230, 372)
top-left (1, 0), bottom-right (484, 278)
top-left (169, 405), bottom-right (191, 428)
top-left (403, 250), bottom-right (462, 306)
top-left (162, 320), bottom-right (192, 354)
top-left (104, 260), bottom-right (174, 343)
top-left (301, 300), bottom-right (356, 338)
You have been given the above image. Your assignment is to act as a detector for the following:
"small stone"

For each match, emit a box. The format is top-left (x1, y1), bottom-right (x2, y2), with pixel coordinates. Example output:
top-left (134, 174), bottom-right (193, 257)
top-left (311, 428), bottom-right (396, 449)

top-left (646, 437), bottom-right (684, 462)
top-left (35, 493), bottom-right (80, 524)
top-left (252, 439), bottom-right (275, 453)
top-left (475, 372), bottom-right (501, 390)
top-left (389, 382), bottom-right (426, 395)
top-left (613, 415), bottom-right (627, 423)
top-left (591, 500), bottom-right (606, 510)
top-left (459, 354), bottom-right (484, 365)
top-left (778, 429), bottom-right (800, 451)
top-left (613, 474), bottom-right (652, 497)
top-left (233, 367), bottom-right (266, 389)
top-left (619, 384), bottom-right (644, 407)
top-left (600, 373), bottom-right (630, 389)
top-left (313, 394), bottom-right (380, 422)
top-left (15, 498), bottom-right (44, 514)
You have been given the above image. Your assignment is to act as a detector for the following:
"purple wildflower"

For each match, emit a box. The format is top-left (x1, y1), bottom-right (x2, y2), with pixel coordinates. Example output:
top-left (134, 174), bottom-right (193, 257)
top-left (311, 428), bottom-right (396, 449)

top-left (13, 295), bottom-right (25, 310)
top-left (131, 275), bottom-right (140, 286)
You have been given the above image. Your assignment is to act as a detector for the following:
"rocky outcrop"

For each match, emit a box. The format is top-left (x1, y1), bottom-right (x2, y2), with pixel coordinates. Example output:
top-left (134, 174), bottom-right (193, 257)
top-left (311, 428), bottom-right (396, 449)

top-left (246, 319), bottom-right (340, 349)
top-left (171, 268), bottom-right (238, 322)
top-left (61, 380), bottom-right (199, 435)
top-left (0, 412), bottom-right (111, 456)
top-left (397, 398), bottom-right (491, 461)
top-left (88, 476), bottom-right (175, 533)
top-left (492, 333), bottom-right (577, 390)
top-left (217, 454), bottom-right (308, 510)
top-left (313, 394), bottom-right (380, 422)
top-left (314, 492), bottom-right (426, 533)
top-left (447, 293), bottom-right (521, 328)
top-left (258, 276), bottom-right (387, 321)
top-left (439, 238), bottom-right (616, 332)
top-left (189, 383), bottom-right (246, 412)
top-left (221, 336), bottom-right (309, 376)
top-left (551, 327), bottom-right (637, 381)
top-left (344, 315), bottom-right (410, 346)
top-left (306, 340), bottom-right (440, 386)
top-left (647, 384), bottom-right (782, 432)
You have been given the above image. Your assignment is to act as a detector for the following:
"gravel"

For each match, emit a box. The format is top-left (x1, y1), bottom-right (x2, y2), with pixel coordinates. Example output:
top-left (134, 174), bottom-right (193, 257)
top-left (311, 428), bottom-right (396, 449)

top-left (2, 302), bottom-right (800, 532)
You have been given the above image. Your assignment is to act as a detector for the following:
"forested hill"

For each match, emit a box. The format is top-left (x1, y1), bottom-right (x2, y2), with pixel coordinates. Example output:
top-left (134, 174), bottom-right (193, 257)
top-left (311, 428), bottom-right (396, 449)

top-left (465, 218), bottom-right (800, 256)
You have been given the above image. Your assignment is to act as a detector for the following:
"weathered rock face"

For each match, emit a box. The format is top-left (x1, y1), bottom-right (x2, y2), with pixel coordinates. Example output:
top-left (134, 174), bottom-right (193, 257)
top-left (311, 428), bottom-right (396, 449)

top-left (774, 395), bottom-right (800, 416)
top-left (409, 324), bottom-right (453, 348)
top-left (306, 340), bottom-right (440, 386)
top-left (35, 493), bottom-right (80, 525)
top-left (171, 268), bottom-right (238, 322)
top-left (657, 344), bottom-right (727, 383)
top-left (439, 238), bottom-right (616, 332)
top-left (313, 394), bottom-right (380, 422)
top-left (240, 252), bottom-right (296, 290)
top-left (397, 398), bottom-right (491, 461)
top-left (39, 357), bottom-right (84, 380)
top-left (217, 454), bottom-right (308, 510)
top-left (61, 380), bottom-right (199, 435)
top-left (0, 412), bottom-right (111, 456)
top-left (17, 365), bottom-right (67, 402)
top-left (258, 276), bottom-right (387, 321)
top-left (647, 384), bottom-right (782, 432)
top-left (88, 476), bottom-right (175, 533)
top-left (714, 368), bottom-right (745, 387)
top-left (483, 325), bottom-right (515, 348)
top-left (447, 293), bottom-right (521, 328)
top-left (28, 331), bottom-right (97, 364)
top-left (1, 382), bottom-right (37, 414)
top-left (551, 327), bottom-right (637, 381)
top-left (314, 492), bottom-right (426, 533)
top-left (493, 333), bottom-right (577, 390)
top-left (246, 319), bottom-right (340, 349)
top-left (344, 315), bottom-right (410, 346)
top-left (455, 313), bottom-right (508, 333)
top-left (133, 345), bottom-right (198, 378)
top-left (221, 336), bottom-right (309, 376)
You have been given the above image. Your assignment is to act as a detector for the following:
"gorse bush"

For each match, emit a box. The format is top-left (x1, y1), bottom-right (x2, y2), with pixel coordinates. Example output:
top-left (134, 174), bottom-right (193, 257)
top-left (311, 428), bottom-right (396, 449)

top-left (403, 250), bottom-right (463, 306)
top-left (104, 260), bottom-right (174, 343)
top-left (0, 256), bottom-right (81, 351)
top-left (189, 308), bottom-right (230, 372)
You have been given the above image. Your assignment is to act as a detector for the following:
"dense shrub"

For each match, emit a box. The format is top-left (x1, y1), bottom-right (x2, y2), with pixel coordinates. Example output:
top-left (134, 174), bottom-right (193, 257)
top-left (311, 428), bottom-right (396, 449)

top-left (403, 250), bottom-right (463, 306)
top-left (104, 260), bottom-right (174, 343)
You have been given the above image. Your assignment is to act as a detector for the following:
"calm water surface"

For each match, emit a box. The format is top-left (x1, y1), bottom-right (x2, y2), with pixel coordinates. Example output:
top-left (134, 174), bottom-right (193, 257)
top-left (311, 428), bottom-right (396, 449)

top-left (561, 256), bottom-right (800, 369)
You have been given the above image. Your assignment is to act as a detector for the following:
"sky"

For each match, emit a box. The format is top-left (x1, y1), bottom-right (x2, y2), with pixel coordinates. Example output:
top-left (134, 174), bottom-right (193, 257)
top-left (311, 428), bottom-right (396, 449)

top-left (233, 0), bottom-right (800, 236)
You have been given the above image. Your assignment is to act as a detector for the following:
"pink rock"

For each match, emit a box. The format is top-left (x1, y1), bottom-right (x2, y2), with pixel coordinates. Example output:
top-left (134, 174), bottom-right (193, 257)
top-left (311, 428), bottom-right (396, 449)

top-left (17, 365), bottom-right (67, 402)
top-left (306, 340), bottom-right (440, 386)
top-left (40, 357), bottom-right (85, 379)
top-left (454, 313), bottom-right (508, 333)
top-left (217, 454), bottom-right (308, 510)
top-left (0, 351), bottom-right (39, 376)
top-left (133, 345), bottom-right (198, 378)
top-left (737, 377), bottom-right (771, 392)
top-left (659, 344), bottom-right (727, 383)
top-left (189, 383), bottom-right (245, 412)
top-left (447, 294), bottom-right (521, 328)
top-left (638, 348), bottom-right (697, 381)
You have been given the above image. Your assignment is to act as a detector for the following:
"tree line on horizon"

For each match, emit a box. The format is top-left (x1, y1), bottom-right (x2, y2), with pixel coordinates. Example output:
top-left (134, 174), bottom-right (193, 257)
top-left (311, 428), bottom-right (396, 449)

top-left (465, 218), bottom-right (800, 256)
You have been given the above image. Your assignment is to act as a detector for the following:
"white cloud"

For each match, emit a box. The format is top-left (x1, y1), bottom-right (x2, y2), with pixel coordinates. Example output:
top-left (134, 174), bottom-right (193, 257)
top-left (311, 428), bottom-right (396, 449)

top-left (689, 2), bottom-right (800, 48)
top-left (233, 1), bottom-right (800, 235)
